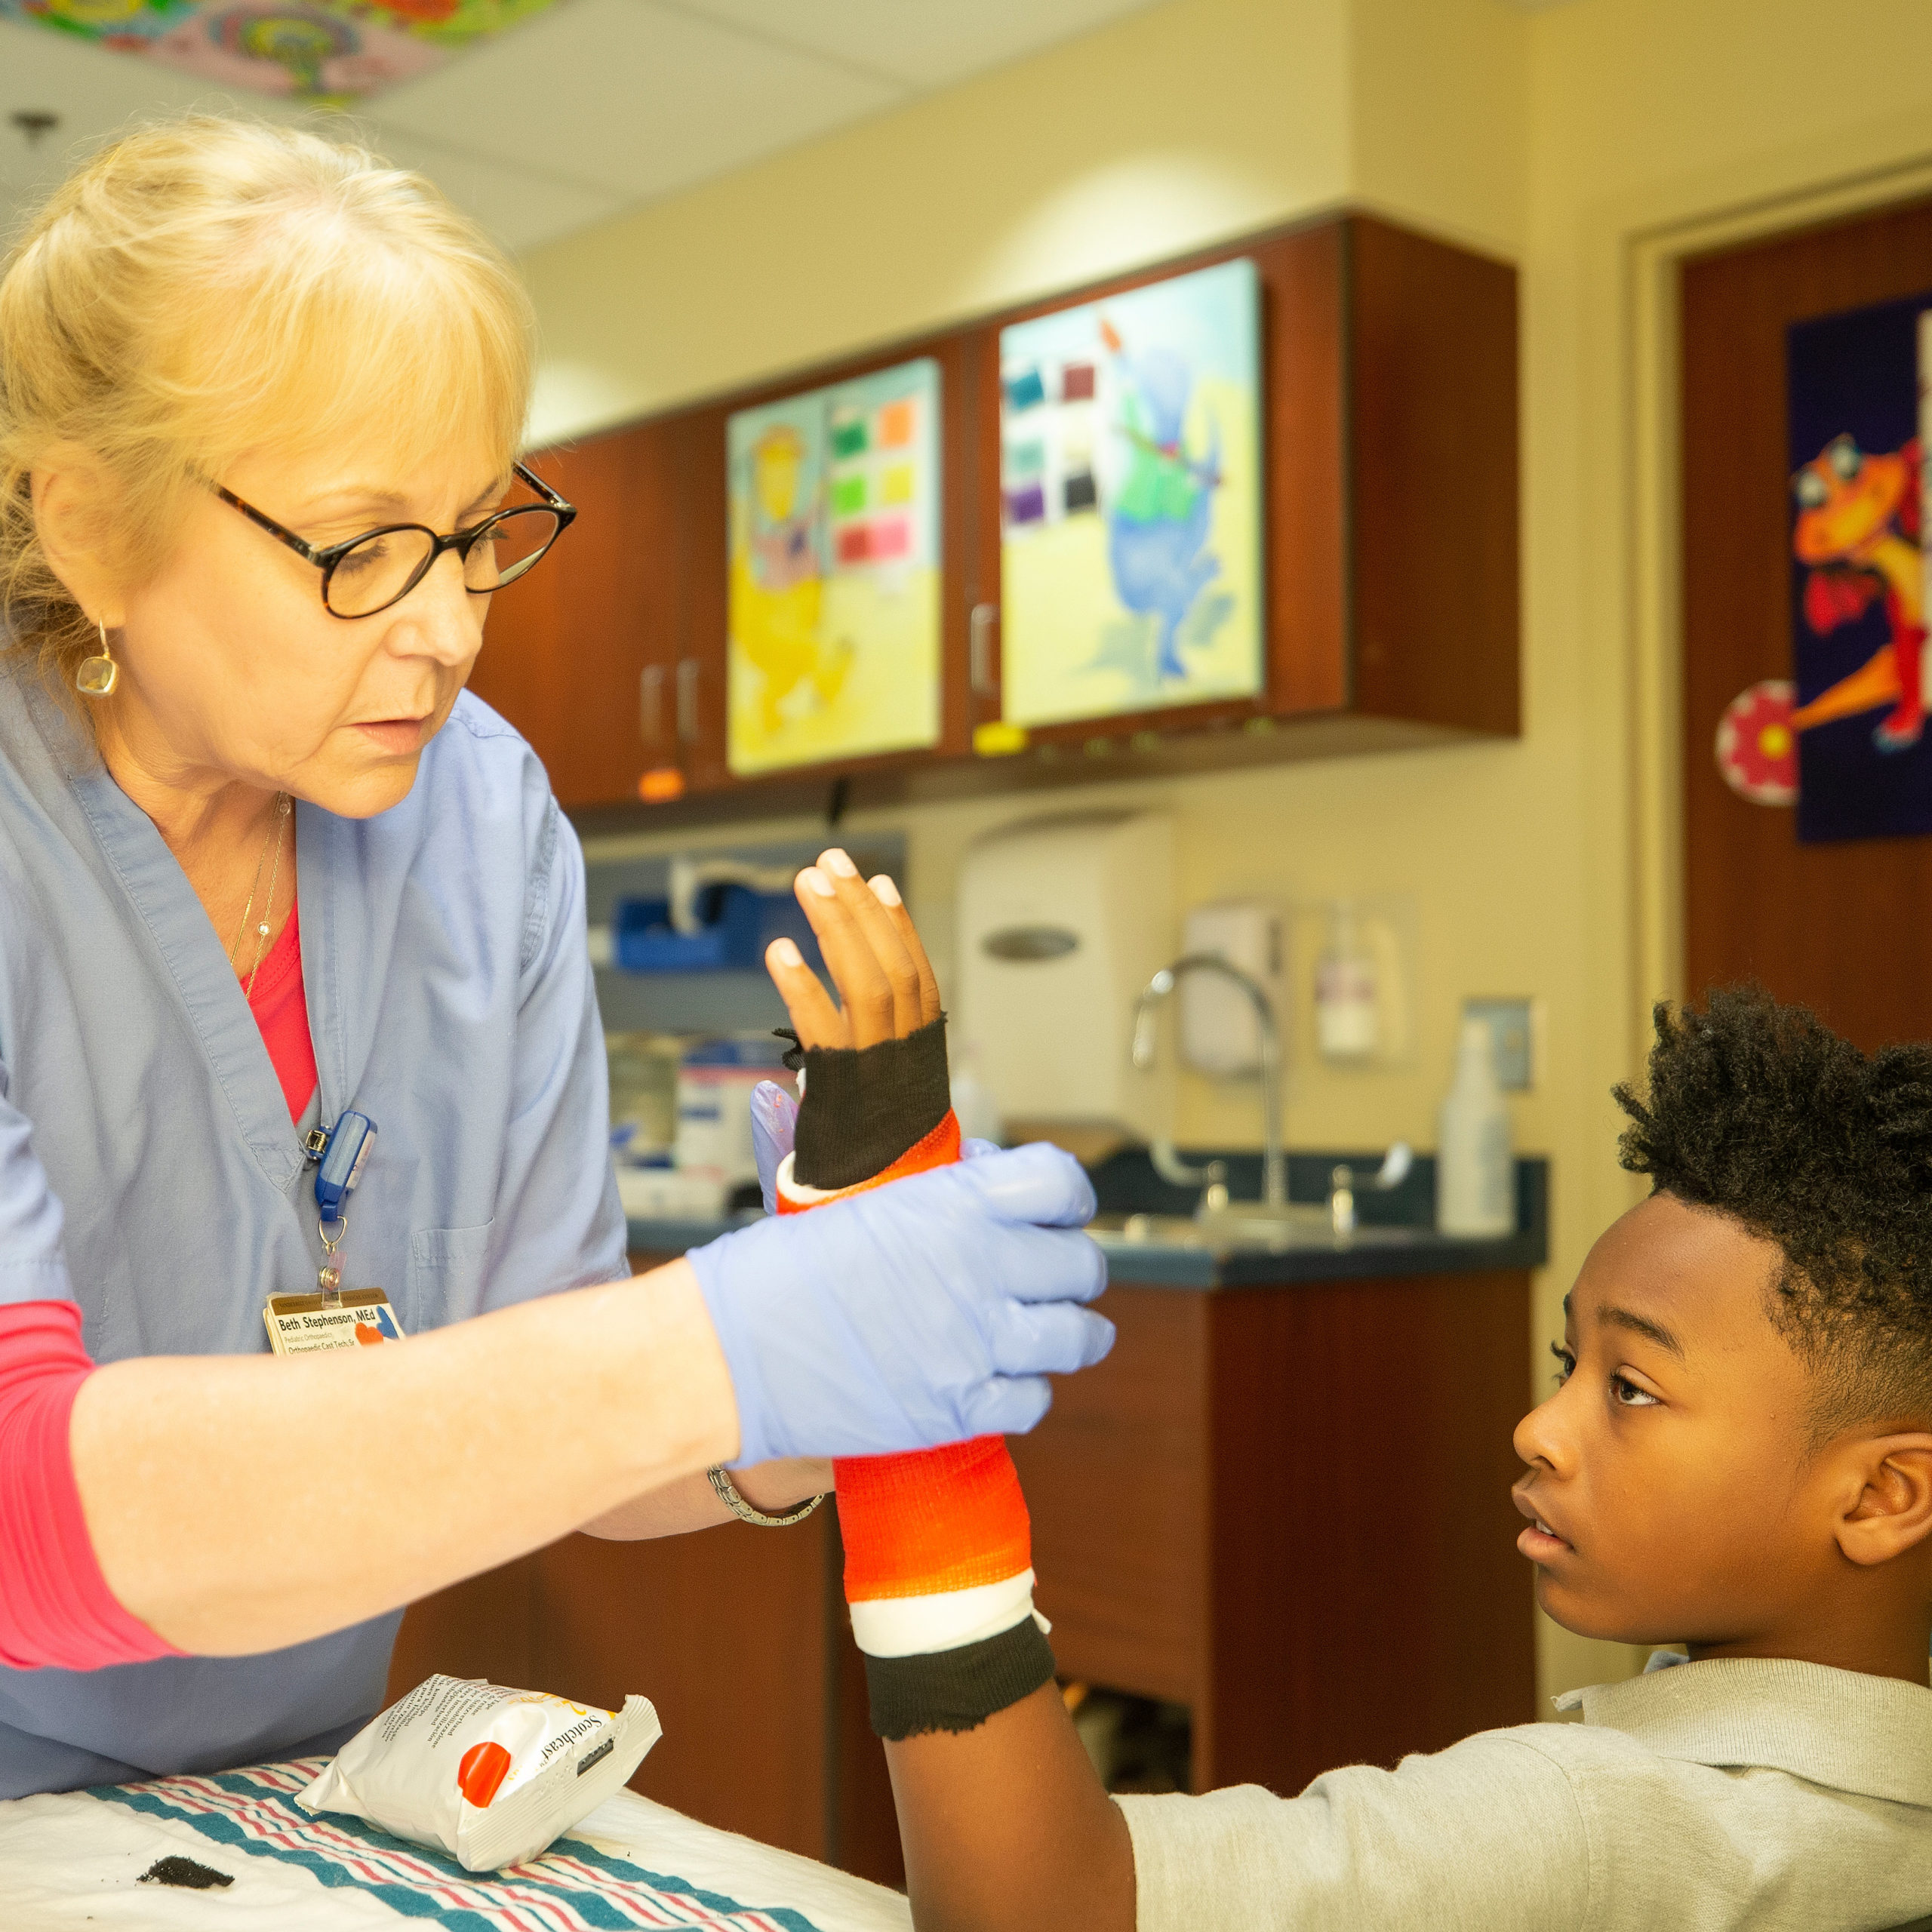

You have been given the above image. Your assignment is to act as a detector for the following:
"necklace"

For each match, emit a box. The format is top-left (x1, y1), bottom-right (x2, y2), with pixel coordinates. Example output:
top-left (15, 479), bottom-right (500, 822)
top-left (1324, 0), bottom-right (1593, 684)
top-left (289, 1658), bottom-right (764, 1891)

top-left (228, 793), bottom-right (293, 1000)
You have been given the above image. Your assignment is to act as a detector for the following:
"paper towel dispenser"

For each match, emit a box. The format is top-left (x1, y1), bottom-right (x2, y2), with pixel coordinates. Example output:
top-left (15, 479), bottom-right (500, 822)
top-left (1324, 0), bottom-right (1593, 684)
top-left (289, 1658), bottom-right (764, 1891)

top-left (980, 924), bottom-right (1081, 961)
top-left (956, 811), bottom-right (1174, 1138)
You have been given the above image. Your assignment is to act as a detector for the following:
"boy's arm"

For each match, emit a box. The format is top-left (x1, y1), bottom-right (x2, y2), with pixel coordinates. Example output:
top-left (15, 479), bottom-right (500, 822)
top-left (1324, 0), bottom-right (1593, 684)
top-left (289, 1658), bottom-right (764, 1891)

top-left (764, 858), bottom-right (1592, 1932)
top-left (887, 1686), bottom-right (1135, 1932)
top-left (765, 857), bottom-right (1134, 1931)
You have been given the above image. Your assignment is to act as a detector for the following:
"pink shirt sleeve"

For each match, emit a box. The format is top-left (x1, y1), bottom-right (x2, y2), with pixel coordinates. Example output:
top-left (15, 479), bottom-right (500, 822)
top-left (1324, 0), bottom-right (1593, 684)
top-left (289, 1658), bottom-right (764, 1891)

top-left (0, 1299), bottom-right (180, 1670)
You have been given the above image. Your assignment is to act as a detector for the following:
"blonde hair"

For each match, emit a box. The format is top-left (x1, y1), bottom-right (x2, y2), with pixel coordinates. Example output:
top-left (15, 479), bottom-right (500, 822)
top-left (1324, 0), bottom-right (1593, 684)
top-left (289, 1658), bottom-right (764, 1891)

top-left (0, 115), bottom-right (535, 691)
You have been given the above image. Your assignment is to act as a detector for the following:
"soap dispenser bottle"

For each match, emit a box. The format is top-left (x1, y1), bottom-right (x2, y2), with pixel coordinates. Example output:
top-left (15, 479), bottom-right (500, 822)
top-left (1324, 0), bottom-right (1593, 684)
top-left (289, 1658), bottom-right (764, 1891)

top-left (1437, 1015), bottom-right (1513, 1236)
top-left (1314, 900), bottom-right (1380, 1062)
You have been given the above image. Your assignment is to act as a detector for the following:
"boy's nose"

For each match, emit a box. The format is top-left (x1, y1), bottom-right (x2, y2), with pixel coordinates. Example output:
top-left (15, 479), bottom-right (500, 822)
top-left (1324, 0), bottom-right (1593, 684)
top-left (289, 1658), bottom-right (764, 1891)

top-left (1512, 1386), bottom-right (1572, 1472)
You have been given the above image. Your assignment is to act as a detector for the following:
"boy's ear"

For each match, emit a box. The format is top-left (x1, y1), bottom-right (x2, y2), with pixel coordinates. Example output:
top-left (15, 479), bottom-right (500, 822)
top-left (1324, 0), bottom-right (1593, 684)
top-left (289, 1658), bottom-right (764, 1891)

top-left (1835, 1435), bottom-right (1932, 1567)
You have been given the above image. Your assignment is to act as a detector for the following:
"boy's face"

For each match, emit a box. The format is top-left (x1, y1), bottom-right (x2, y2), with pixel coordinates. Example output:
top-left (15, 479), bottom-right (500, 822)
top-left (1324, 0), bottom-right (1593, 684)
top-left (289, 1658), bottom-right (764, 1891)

top-left (1512, 1192), bottom-right (1831, 1648)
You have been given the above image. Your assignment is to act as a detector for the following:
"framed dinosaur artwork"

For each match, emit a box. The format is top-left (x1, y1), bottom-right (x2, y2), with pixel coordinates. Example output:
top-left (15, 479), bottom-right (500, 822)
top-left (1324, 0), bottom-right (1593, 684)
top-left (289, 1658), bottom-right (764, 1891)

top-left (995, 257), bottom-right (1266, 731)
top-left (1786, 291), bottom-right (1932, 841)
top-left (724, 358), bottom-right (944, 778)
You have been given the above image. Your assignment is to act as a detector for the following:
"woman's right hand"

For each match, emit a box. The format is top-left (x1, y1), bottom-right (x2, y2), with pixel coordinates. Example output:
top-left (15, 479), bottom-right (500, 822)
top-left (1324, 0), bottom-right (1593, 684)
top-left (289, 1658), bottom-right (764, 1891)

top-left (686, 1140), bottom-right (1111, 1464)
top-left (691, 850), bottom-right (1111, 1464)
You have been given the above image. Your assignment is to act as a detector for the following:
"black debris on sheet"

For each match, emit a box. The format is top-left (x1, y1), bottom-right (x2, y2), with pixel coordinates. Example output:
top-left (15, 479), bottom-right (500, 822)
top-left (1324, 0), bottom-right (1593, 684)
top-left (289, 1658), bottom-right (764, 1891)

top-left (137, 1854), bottom-right (234, 1890)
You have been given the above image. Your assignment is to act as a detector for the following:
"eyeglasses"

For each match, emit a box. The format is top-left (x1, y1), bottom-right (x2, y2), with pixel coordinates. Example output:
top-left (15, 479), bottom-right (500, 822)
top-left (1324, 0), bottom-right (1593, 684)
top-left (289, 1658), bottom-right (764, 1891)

top-left (211, 460), bottom-right (577, 620)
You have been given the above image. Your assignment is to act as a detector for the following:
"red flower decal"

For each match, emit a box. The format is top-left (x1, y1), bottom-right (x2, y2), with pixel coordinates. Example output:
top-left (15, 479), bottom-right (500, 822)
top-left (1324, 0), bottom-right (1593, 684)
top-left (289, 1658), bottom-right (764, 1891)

top-left (1714, 681), bottom-right (1797, 805)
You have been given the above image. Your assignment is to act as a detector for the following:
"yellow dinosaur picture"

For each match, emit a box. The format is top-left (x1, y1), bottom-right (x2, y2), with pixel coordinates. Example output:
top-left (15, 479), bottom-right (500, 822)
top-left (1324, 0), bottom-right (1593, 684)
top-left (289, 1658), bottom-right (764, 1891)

top-left (726, 360), bottom-right (942, 777)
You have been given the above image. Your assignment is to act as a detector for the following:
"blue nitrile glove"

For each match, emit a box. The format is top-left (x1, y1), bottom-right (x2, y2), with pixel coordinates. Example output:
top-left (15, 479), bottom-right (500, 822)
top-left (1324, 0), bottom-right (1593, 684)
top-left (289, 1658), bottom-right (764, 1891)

top-left (749, 1079), bottom-right (1001, 1212)
top-left (687, 1141), bottom-right (1112, 1464)
top-left (750, 1081), bottom-right (798, 1216)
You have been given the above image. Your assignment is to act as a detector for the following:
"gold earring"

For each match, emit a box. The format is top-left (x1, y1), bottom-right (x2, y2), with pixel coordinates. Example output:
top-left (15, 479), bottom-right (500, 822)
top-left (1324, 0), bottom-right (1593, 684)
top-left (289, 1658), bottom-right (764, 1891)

top-left (75, 620), bottom-right (118, 700)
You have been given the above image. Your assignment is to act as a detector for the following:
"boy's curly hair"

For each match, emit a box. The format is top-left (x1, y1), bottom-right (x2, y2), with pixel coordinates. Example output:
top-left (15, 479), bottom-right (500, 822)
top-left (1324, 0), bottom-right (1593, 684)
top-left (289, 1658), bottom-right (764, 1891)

top-left (1614, 986), bottom-right (1932, 1440)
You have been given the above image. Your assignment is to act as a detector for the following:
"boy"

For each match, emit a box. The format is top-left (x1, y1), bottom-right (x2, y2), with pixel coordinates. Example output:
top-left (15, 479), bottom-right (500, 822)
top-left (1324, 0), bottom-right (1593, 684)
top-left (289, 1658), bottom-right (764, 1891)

top-left (758, 852), bottom-right (1932, 1931)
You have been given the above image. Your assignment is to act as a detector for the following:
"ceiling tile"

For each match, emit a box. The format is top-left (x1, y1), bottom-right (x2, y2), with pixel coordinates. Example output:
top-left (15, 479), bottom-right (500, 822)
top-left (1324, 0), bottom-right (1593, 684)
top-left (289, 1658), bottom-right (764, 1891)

top-left (352, 123), bottom-right (626, 254)
top-left (363, 0), bottom-right (903, 201)
top-left (666, 0), bottom-right (1171, 88)
top-left (0, 18), bottom-right (595, 256)
top-left (0, 17), bottom-right (301, 214)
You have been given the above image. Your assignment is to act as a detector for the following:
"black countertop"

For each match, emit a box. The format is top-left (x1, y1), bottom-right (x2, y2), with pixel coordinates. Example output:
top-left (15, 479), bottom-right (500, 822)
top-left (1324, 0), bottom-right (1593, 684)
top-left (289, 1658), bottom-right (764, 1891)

top-left (627, 1148), bottom-right (1549, 1292)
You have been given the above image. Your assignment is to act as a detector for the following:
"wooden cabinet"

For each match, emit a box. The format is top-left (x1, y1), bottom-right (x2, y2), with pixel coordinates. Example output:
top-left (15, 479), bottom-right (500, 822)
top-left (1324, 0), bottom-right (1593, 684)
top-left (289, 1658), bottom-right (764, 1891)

top-left (1015, 1272), bottom-right (1535, 1798)
top-left (469, 424), bottom-right (682, 808)
top-left (474, 211), bottom-right (1518, 818)
top-left (389, 1265), bottom-right (1536, 1886)
top-left (969, 214), bottom-right (1518, 761)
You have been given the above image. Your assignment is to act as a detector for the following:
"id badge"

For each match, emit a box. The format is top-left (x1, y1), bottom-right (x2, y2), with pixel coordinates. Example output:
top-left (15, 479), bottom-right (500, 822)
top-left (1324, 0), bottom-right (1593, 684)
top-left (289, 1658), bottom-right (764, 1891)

top-left (264, 1288), bottom-right (407, 1357)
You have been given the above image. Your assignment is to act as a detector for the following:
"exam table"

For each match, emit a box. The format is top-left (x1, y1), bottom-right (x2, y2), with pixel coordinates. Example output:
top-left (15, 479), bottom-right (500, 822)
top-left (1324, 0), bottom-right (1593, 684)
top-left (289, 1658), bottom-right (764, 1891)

top-left (0, 1756), bottom-right (911, 1931)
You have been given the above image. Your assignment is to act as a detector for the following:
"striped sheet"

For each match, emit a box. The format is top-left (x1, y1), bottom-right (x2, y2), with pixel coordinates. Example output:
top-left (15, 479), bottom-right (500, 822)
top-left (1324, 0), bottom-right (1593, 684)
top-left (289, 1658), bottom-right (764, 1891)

top-left (90, 1759), bottom-right (828, 1932)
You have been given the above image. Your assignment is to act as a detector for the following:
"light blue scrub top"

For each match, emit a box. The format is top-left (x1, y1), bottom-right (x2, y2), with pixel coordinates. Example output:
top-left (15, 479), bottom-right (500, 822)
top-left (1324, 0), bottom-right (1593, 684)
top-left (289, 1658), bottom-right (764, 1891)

top-left (0, 668), bottom-right (627, 1798)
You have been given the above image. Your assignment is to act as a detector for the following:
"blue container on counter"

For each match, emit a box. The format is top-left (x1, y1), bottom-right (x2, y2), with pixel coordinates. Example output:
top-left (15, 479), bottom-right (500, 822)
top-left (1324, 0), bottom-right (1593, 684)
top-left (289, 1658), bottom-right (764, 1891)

top-left (611, 887), bottom-right (826, 976)
top-left (614, 887), bottom-right (763, 971)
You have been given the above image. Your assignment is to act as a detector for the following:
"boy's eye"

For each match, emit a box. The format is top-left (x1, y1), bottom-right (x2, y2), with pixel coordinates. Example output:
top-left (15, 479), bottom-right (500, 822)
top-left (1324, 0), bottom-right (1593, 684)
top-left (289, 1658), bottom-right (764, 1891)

top-left (1611, 1373), bottom-right (1660, 1408)
top-left (1548, 1339), bottom-right (1574, 1385)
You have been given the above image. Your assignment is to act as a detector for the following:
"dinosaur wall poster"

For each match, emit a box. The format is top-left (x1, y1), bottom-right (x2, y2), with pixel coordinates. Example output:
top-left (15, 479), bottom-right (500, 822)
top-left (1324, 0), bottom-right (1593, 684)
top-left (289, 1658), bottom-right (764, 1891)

top-left (1785, 291), bottom-right (1932, 841)
top-left (725, 358), bottom-right (943, 778)
top-left (996, 257), bottom-right (1264, 731)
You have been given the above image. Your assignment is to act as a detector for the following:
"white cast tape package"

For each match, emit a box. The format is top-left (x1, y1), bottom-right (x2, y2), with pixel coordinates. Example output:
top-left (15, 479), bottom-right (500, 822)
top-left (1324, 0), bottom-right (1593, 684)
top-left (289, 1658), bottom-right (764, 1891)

top-left (299, 1674), bottom-right (661, 1872)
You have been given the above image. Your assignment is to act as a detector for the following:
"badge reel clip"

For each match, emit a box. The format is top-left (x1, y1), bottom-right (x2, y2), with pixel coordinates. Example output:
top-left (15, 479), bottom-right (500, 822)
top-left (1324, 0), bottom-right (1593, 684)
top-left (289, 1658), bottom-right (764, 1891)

top-left (306, 1111), bottom-right (376, 1309)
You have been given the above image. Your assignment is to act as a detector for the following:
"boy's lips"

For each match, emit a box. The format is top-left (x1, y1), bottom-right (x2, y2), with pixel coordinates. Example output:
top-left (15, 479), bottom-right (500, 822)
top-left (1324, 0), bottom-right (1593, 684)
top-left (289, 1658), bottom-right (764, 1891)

top-left (1512, 1487), bottom-right (1573, 1561)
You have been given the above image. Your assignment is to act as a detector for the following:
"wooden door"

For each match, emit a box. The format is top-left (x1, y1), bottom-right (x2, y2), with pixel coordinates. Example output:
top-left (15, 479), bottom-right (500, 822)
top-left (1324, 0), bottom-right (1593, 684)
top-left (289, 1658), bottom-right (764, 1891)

top-left (1682, 198), bottom-right (1932, 1044)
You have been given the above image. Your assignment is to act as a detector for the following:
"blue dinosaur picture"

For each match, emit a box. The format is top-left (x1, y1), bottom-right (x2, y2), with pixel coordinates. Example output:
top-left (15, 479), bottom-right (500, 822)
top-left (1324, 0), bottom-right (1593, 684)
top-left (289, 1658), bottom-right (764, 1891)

top-left (998, 257), bottom-right (1263, 730)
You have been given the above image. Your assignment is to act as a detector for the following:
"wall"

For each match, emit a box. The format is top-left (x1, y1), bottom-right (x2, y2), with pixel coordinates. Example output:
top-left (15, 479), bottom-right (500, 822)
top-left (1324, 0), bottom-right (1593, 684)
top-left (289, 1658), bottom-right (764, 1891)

top-left (522, 0), bottom-right (1355, 447)
top-left (520, 0), bottom-right (1932, 1705)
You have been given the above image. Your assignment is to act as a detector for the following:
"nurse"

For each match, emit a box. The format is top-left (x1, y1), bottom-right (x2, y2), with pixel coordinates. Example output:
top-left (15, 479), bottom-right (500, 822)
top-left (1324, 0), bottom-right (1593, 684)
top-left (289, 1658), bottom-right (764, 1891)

top-left (0, 117), bottom-right (1109, 1796)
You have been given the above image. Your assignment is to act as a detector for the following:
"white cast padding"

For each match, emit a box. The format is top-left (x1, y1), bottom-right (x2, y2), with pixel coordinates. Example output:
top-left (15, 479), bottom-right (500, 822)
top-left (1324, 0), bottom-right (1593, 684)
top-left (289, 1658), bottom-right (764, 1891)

top-left (774, 1151), bottom-right (853, 1209)
top-left (848, 1568), bottom-right (1051, 1659)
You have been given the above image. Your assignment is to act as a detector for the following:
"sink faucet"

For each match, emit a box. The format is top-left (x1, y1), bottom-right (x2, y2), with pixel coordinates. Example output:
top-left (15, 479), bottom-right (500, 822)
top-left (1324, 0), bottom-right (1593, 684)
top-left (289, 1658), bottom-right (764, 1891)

top-left (1131, 955), bottom-right (1285, 1208)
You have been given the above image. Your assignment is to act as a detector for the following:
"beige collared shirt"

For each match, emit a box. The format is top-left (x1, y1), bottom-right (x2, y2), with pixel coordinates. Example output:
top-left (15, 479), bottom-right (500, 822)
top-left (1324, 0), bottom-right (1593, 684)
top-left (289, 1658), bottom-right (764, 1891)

top-left (1116, 1656), bottom-right (1932, 1930)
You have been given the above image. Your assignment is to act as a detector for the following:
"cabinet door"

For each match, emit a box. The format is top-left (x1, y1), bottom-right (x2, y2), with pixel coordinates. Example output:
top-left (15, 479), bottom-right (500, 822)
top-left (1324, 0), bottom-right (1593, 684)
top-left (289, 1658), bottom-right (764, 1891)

top-left (669, 335), bottom-right (979, 796)
top-left (1347, 217), bottom-right (1518, 735)
top-left (469, 423), bottom-right (681, 808)
top-left (669, 405), bottom-right (733, 794)
top-left (966, 223), bottom-right (1348, 757)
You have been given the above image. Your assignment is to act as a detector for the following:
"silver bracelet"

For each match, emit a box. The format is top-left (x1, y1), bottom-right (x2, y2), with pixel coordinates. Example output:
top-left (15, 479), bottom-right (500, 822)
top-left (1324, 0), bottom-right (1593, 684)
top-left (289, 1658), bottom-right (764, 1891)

top-left (706, 1465), bottom-right (826, 1527)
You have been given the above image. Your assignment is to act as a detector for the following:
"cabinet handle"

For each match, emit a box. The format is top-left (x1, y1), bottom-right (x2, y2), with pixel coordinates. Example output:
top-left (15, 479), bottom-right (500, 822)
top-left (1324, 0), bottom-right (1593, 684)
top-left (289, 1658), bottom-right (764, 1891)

top-left (640, 664), bottom-right (665, 746)
top-left (970, 602), bottom-right (998, 697)
top-left (675, 658), bottom-right (700, 743)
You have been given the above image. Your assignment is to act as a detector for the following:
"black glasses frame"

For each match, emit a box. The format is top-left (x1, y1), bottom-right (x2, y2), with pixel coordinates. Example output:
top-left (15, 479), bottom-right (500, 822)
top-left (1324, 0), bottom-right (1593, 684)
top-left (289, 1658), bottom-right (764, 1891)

top-left (212, 460), bottom-right (577, 620)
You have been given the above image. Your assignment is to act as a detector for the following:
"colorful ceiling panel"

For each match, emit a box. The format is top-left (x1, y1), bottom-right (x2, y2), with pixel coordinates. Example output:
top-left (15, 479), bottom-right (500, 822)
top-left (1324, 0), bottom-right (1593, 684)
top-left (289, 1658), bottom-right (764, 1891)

top-left (0, 0), bottom-right (565, 103)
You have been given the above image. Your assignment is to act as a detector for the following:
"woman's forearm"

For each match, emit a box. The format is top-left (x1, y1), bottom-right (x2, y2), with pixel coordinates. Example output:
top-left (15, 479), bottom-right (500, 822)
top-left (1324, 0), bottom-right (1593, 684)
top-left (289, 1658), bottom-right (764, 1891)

top-left (69, 1259), bottom-right (737, 1656)
top-left (578, 1458), bottom-right (833, 1540)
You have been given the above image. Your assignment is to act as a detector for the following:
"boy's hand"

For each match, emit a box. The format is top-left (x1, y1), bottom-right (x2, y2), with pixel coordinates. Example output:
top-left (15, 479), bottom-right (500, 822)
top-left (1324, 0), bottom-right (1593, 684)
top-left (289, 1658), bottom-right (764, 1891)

top-left (764, 848), bottom-right (940, 1049)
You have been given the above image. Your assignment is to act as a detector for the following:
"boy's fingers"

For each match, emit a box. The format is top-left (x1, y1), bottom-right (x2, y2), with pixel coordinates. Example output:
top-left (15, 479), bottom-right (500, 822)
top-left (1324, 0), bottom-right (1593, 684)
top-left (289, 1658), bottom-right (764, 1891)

top-left (868, 875), bottom-right (942, 1026)
top-left (792, 867), bottom-right (897, 1048)
top-left (764, 936), bottom-right (848, 1049)
top-left (816, 848), bottom-right (925, 1041)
